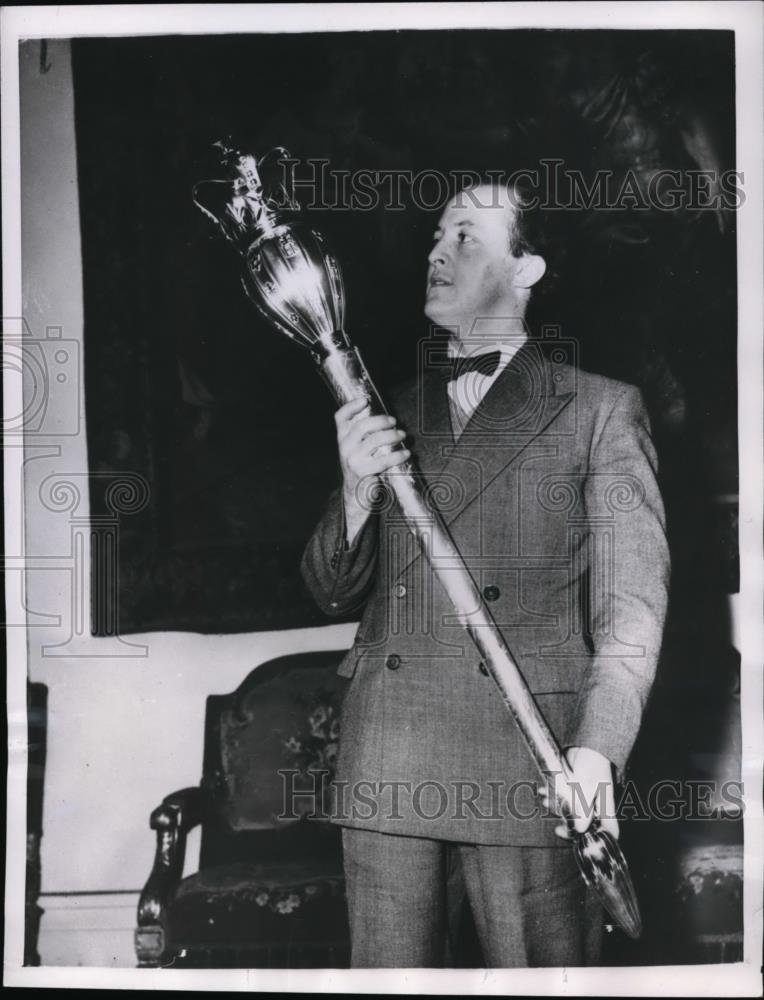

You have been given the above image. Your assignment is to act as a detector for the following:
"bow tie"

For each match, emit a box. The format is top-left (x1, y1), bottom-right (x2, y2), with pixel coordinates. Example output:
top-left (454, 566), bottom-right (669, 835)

top-left (442, 351), bottom-right (502, 382)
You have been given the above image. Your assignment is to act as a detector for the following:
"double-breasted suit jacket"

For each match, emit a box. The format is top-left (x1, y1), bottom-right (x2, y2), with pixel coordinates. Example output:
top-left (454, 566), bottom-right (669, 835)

top-left (301, 339), bottom-right (670, 846)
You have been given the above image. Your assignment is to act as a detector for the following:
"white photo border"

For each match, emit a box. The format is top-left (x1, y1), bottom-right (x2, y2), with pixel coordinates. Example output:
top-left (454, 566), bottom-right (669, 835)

top-left (3, 3), bottom-right (762, 994)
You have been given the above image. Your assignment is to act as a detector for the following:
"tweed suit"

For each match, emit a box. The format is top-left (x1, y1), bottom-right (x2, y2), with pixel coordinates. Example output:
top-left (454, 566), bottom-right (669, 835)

top-left (302, 339), bottom-right (669, 850)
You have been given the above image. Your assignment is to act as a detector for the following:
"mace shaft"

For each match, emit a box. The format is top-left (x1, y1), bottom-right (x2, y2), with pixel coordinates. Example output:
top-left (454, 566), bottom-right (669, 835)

top-left (319, 334), bottom-right (575, 813)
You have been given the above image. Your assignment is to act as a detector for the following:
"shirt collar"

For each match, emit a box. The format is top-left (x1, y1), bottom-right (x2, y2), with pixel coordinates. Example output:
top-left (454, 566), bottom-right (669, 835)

top-left (447, 338), bottom-right (527, 373)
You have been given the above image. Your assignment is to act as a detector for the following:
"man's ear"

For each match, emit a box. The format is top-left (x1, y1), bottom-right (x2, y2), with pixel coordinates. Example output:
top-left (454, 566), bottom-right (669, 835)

top-left (512, 253), bottom-right (547, 289)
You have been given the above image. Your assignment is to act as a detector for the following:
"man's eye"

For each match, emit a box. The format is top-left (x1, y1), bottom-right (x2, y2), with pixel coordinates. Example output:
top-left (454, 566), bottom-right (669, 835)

top-left (457, 232), bottom-right (474, 244)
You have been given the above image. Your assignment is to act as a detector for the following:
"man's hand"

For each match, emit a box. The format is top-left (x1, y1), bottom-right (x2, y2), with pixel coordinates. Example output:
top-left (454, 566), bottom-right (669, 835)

top-left (540, 746), bottom-right (619, 841)
top-left (336, 397), bottom-right (410, 544)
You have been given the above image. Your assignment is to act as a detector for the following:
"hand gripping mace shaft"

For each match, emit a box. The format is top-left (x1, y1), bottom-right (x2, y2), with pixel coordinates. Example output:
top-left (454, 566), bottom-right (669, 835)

top-left (193, 143), bottom-right (642, 939)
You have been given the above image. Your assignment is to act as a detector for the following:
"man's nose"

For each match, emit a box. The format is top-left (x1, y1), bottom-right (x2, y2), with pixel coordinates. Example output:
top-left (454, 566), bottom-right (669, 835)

top-left (428, 239), bottom-right (447, 266)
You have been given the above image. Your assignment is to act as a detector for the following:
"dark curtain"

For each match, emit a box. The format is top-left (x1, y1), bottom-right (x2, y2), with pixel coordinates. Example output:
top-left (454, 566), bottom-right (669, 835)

top-left (71, 29), bottom-right (736, 635)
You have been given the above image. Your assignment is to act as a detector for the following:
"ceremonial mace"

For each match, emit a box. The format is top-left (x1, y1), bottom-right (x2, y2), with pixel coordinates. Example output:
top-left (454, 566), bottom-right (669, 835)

top-left (193, 143), bottom-right (642, 938)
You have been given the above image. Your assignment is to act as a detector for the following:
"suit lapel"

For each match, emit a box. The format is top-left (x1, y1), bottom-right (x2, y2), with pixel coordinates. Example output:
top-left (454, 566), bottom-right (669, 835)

top-left (393, 340), bottom-right (576, 580)
top-left (390, 355), bottom-right (454, 482)
top-left (443, 340), bottom-right (575, 520)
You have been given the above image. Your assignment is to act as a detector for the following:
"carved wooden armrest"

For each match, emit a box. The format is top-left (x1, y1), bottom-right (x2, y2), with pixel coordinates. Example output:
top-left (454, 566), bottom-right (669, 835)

top-left (135, 787), bottom-right (209, 965)
top-left (152, 786), bottom-right (208, 834)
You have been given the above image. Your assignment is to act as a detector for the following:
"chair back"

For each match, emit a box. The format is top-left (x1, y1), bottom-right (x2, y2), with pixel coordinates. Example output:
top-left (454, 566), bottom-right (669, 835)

top-left (199, 650), bottom-right (349, 867)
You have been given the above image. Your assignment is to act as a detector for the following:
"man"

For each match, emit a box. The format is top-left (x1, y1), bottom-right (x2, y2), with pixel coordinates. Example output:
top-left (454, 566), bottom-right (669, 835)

top-left (301, 180), bottom-right (669, 967)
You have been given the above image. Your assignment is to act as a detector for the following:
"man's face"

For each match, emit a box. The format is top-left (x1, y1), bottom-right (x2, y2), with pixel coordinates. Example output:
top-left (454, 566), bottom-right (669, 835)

top-left (424, 184), bottom-right (523, 337)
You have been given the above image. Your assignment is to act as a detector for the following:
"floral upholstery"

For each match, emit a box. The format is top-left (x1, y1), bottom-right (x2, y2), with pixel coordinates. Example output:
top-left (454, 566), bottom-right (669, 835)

top-left (166, 857), bottom-right (347, 956)
top-left (136, 650), bottom-right (351, 968)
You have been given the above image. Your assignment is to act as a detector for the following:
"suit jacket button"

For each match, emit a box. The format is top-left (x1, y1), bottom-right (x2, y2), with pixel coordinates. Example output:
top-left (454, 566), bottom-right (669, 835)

top-left (479, 661), bottom-right (489, 676)
top-left (483, 585), bottom-right (500, 602)
top-left (386, 654), bottom-right (401, 671)
top-left (393, 583), bottom-right (407, 599)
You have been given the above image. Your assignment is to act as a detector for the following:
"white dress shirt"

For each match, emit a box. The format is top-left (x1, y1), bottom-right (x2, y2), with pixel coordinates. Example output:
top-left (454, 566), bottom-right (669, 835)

top-left (446, 339), bottom-right (525, 434)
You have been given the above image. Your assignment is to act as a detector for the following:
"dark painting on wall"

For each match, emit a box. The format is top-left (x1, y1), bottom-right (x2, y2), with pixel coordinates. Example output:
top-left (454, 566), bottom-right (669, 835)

top-left (71, 29), bottom-right (737, 635)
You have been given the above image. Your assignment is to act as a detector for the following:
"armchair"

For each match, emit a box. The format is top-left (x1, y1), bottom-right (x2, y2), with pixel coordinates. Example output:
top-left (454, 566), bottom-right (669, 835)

top-left (135, 650), bottom-right (351, 968)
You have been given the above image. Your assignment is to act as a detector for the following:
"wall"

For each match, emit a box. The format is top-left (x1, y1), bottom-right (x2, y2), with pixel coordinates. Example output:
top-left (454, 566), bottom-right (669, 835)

top-left (17, 39), bottom-right (354, 967)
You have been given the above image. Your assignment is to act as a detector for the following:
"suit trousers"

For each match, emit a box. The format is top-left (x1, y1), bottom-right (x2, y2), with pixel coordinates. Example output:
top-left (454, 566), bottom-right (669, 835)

top-left (341, 826), bottom-right (604, 968)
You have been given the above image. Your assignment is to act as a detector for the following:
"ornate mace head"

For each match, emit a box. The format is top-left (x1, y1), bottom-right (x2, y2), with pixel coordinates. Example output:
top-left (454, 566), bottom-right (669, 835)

top-left (192, 141), bottom-right (345, 360)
